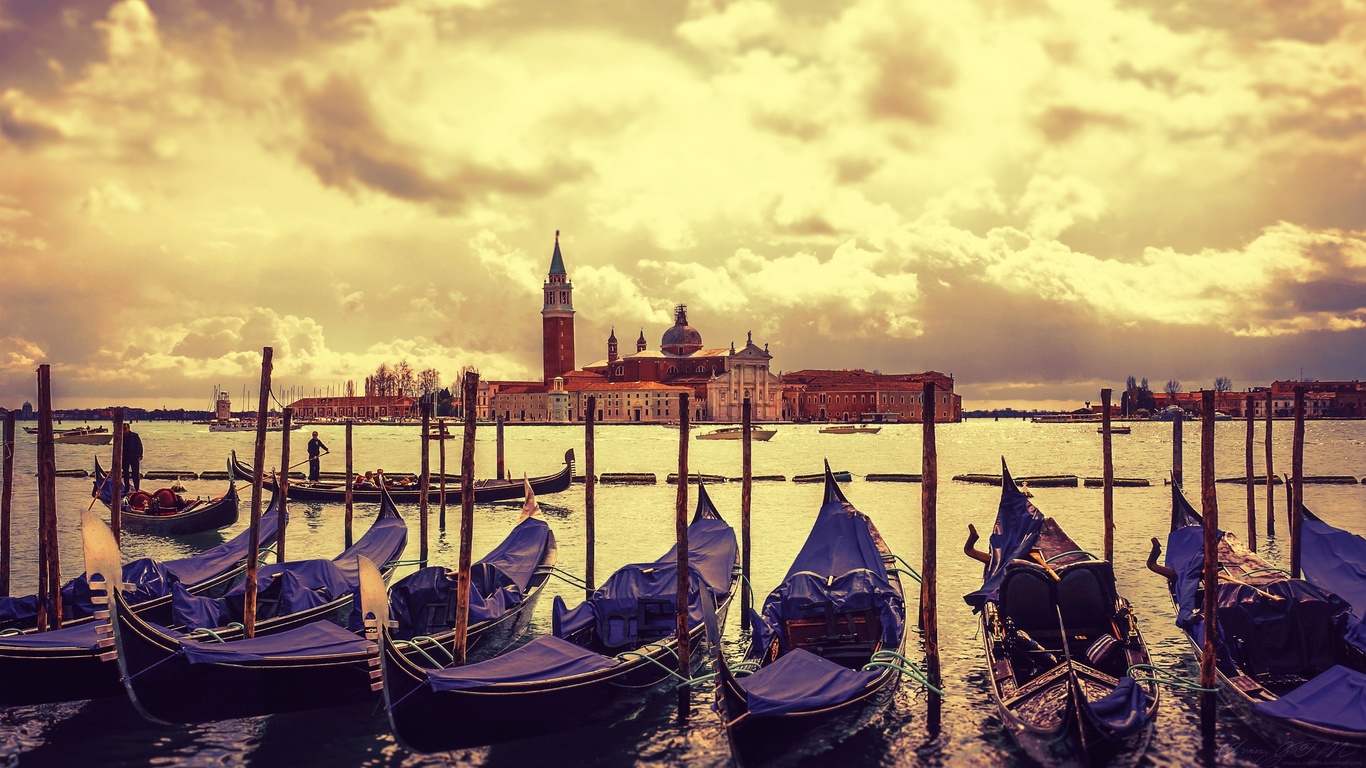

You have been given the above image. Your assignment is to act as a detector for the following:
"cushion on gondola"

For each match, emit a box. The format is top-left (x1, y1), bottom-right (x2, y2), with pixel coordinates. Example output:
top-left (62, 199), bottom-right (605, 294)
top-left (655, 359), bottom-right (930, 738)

top-left (738, 648), bottom-right (880, 716)
top-left (424, 635), bottom-right (618, 691)
top-left (1057, 562), bottom-right (1116, 637)
top-left (1082, 676), bottom-right (1150, 739)
top-left (180, 620), bottom-right (369, 664)
top-left (1000, 565), bottom-right (1056, 639)
top-left (1253, 665), bottom-right (1366, 733)
top-left (551, 562), bottom-right (709, 647)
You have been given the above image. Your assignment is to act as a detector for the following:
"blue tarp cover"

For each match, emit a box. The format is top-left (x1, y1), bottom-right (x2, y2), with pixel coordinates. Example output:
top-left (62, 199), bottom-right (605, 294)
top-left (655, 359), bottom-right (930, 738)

top-left (162, 501), bottom-right (283, 586)
top-left (738, 648), bottom-right (879, 716)
top-left (0, 622), bottom-right (103, 651)
top-left (424, 635), bottom-right (619, 691)
top-left (1254, 665), bottom-right (1366, 733)
top-left (180, 620), bottom-right (369, 664)
top-left (389, 517), bottom-right (551, 640)
top-left (1082, 676), bottom-right (1150, 739)
top-left (1301, 511), bottom-right (1366, 621)
top-left (964, 463), bottom-right (1044, 610)
top-left (1164, 524), bottom-right (1211, 629)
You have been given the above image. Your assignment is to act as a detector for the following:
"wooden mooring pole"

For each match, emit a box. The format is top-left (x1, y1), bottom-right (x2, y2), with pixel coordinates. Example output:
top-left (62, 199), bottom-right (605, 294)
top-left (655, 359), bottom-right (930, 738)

top-left (1291, 386), bottom-right (1305, 579)
top-left (1265, 389), bottom-right (1275, 538)
top-left (0, 410), bottom-right (13, 597)
top-left (1101, 388), bottom-right (1114, 562)
top-left (1200, 390), bottom-right (1219, 745)
top-left (36, 365), bottom-right (61, 631)
top-left (921, 380), bottom-right (942, 734)
top-left (278, 407), bottom-right (291, 564)
top-left (438, 418), bottom-right (448, 530)
top-left (496, 415), bottom-right (505, 482)
top-left (741, 398), bottom-right (752, 632)
top-left (1172, 410), bottom-right (1184, 488)
top-left (585, 395), bottom-right (596, 601)
top-left (420, 402), bottom-right (431, 566)
top-left (243, 347), bottom-right (273, 639)
top-left (344, 420), bottom-right (354, 549)
top-left (1244, 396), bottom-right (1256, 552)
top-left (453, 370), bottom-right (479, 665)
top-left (675, 392), bottom-right (692, 721)
top-left (110, 407), bottom-right (124, 548)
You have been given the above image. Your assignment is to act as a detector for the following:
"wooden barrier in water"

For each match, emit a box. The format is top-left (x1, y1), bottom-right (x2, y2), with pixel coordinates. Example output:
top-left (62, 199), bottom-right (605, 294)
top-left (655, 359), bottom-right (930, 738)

top-left (1082, 477), bottom-right (1150, 487)
top-left (243, 346), bottom-right (273, 639)
top-left (666, 473), bottom-right (726, 484)
top-left (144, 470), bottom-right (199, 480)
top-left (599, 473), bottom-right (657, 485)
top-left (866, 473), bottom-right (921, 483)
top-left (794, 470), bottom-right (850, 483)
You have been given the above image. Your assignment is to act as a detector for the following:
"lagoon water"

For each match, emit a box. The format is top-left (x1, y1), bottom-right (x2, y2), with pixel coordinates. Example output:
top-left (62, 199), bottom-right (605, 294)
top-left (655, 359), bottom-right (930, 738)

top-left (2, 418), bottom-right (1365, 767)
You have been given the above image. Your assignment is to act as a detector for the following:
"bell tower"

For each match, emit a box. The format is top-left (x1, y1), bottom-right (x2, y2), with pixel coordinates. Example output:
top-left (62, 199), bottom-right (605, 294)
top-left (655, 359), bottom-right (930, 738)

top-left (541, 230), bottom-right (576, 383)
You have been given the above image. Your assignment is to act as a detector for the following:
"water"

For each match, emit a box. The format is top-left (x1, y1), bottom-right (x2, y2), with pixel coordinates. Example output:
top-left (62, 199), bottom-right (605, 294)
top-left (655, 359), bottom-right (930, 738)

top-left (2, 419), bottom-right (1365, 767)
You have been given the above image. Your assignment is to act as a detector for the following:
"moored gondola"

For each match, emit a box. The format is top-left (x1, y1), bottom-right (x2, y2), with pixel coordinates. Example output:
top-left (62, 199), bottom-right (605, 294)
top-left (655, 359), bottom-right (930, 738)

top-left (106, 485), bottom-right (408, 724)
top-left (1148, 484), bottom-right (1366, 750)
top-left (0, 494), bottom-right (284, 707)
top-left (712, 463), bottom-right (911, 767)
top-left (93, 456), bottom-right (239, 535)
top-left (968, 460), bottom-right (1157, 767)
top-left (374, 484), bottom-right (738, 753)
top-left (231, 449), bottom-right (573, 504)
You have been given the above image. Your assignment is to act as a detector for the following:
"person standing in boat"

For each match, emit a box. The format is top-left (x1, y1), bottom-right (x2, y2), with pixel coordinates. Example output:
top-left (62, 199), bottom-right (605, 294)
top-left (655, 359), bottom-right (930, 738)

top-left (307, 431), bottom-right (328, 482)
top-left (121, 423), bottom-right (143, 491)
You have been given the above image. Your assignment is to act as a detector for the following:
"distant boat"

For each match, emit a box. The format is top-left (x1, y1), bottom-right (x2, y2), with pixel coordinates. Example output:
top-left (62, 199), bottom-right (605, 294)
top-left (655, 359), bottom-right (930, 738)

top-left (820, 425), bottom-right (882, 435)
top-left (208, 418), bottom-right (300, 433)
top-left (697, 426), bottom-right (776, 441)
top-left (1097, 426), bottom-right (1131, 435)
top-left (54, 427), bottom-right (113, 445)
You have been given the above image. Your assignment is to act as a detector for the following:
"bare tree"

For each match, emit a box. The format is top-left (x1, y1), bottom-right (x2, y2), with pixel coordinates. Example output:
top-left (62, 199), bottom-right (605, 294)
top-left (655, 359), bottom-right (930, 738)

top-left (419, 368), bottom-right (443, 398)
top-left (395, 360), bottom-right (417, 398)
top-left (1214, 376), bottom-right (1233, 393)
top-left (1164, 379), bottom-right (1182, 401)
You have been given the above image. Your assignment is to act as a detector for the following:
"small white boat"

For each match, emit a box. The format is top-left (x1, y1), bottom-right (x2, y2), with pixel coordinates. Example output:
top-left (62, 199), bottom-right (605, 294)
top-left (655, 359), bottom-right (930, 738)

top-left (697, 426), bottom-right (776, 441)
top-left (819, 425), bottom-right (882, 435)
top-left (54, 427), bottom-right (114, 445)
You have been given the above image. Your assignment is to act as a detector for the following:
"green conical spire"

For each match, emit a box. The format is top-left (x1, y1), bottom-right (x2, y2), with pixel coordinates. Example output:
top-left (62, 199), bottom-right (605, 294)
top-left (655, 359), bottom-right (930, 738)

top-left (548, 230), bottom-right (567, 275)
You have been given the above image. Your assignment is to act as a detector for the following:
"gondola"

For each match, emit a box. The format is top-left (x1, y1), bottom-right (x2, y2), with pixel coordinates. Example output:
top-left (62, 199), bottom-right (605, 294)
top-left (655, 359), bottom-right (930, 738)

top-left (967, 460), bottom-right (1157, 767)
top-left (93, 456), bottom-right (239, 535)
top-left (0, 493), bottom-right (283, 707)
top-left (713, 463), bottom-right (909, 767)
top-left (231, 448), bottom-right (574, 504)
top-left (103, 483), bottom-right (409, 724)
top-left (374, 484), bottom-right (739, 753)
top-left (1148, 484), bottom-right (1366, 749)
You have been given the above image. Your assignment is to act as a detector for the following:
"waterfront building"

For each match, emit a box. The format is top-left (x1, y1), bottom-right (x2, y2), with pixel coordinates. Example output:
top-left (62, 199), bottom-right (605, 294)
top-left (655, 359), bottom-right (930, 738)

top-left (781, 369), bottom-right (962, 423)
top-left (287, 395), bottom-right (417, 421)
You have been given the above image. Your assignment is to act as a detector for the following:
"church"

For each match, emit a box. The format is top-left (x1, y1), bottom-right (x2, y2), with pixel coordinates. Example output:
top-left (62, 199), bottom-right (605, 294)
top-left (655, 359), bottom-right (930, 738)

top-left (478, 233), bottom-right (784, 424)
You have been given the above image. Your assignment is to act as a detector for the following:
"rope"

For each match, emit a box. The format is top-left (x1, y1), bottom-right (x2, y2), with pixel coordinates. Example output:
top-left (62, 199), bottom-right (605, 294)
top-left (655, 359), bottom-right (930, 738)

top-left (614, 648), bottom-right (690, 682)
top-left (732, 568), bottom-right (755, 599)
top-left (892, 555), bottom-right (924, 583)
top-left (1241, 567), bottom-right (1290, 578)
top-left (0, 627), bottom-right (24, 637)
top-left (889, 567), bottom-right (923, 584)
top-left (407, 636), bottom-right (455, 664)
top-left (187, 627), bottom-right (230, 643)
top-left (550, 567), bottom-right (589, 590)
top-left (387, 559), bottom-right (428, 568)
top-left (392, 639), bottom-right (446, 668)
top-left (1126, 663), bottom-right (1218, 693)
top-left (864, 649), bottom-right (946, 695)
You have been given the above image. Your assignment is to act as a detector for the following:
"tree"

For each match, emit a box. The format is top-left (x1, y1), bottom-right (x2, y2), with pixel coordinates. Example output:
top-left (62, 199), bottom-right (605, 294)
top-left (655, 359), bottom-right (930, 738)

top-left (1164, 379), bottom-right (1182, 402)
top-left (1214, 376), bottom-right (1233, 393)
top-left (394, 360), bottom-right (416, 398)
top-left (372, 363), bottom-right (396, 397)
top-left (419, 368), bottom-right (443, 398)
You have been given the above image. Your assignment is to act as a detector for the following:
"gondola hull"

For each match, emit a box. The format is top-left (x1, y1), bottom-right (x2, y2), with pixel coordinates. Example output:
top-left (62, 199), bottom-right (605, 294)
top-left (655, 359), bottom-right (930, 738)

top-left (94, 457), bottom-right (240, 536)
top-left (0, 636), bottom-right (122, 706)
top-left (232, 449), bottom-right (574, 504)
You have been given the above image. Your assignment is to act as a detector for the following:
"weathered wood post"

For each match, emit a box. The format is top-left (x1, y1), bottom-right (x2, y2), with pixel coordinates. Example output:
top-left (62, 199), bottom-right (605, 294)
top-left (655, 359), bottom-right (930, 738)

top-left (1172, 409), bottom-right (1184, 489)
top-left (922, 380), bottom-right (942, 733)
top-left (110, 407), bottom-right (124, 548)
top-left (585, 395), bottom-right (596, 601)
top-left (420, 402), bottom-right (431, 565)
top-left (345, 420), bottom-right (354, 549)
top-left (1200, 390), bottom-right (1219, 744)
top-left (496, 414), bottom-right (505, 481)
top-left (1291, 386), bottom-right (1305, 579)
top-left (1244, 395), bottom-right (1256, 552)
top-left (438, 418), bottom-right (448, 530)
top-left (741, 398), bottom-right (752, 632)
top-left (243, 347), bottom-right (273, 639)
top-left (1265, 389), bottom-right (1275, 537)
top-left (0, 410), bottom-right (13, 597)
top-left (675, 392), bottom-right (692, 720)
top-left (278, 406), bottom-right (291, 564)
top-left (452, 371), bottom-right (480, 665)
top-left (1101, 388), bottom-right (1114, 562)
top-left (36, 365), bottom-right (61, 630)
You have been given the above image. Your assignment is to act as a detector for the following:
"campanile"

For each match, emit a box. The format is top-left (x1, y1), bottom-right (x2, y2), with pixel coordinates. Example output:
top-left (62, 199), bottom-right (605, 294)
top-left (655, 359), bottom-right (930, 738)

top-left (541, 230), bottom-right (576, 383)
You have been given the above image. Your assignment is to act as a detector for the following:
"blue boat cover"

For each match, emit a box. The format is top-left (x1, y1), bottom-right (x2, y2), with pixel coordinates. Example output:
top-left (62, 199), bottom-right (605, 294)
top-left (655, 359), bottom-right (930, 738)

top-left (172, 504), bottom-right (405, 631)
top-left (737, 648), bottom-right (880, 716)
top-left (1254, 665), bottom-right (1366, 733)
top-left (180, 620), bottom-right (370, 664)
top-left (424, 635), bottom-right (619, 691)
top-left (964, 461), bottom-right (1044, 610)
top-left (0, 500), bottom-right (283, 628)
top-left (0, 622), bottom-right (103, 651)
top-left (1164, 523), bottom-right (1211, 629)
top-left (749, 468), bottom-right (903, 675)
top-left (1082, 676), bottom-right (1150, 739)
top-left (389, 517), bottom-right (552, 640)
top-left (551, 498), bottom-right (735, 645)
top-left (1301, 510), bottom-right (1366, 620)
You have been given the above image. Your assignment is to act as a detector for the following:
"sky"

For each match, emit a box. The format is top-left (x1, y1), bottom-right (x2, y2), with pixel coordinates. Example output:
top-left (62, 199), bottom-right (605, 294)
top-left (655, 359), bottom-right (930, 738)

top-left (1, 0), bottom-right (1364, 412)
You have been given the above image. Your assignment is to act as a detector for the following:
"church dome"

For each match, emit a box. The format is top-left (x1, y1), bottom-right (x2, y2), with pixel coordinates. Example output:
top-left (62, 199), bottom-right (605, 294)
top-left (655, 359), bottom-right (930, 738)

top-left (661, 305), bottom-right (703, 355)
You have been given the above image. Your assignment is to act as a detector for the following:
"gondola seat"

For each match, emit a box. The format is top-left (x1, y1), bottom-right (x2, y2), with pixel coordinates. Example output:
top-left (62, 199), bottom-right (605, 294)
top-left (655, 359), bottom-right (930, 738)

top-left (601, 597), bottom-right (676, 648)
top-left (784, 601), bottom-right (882, 668)
top-left (1000, 564), bottom-right (1058, 641)
top-left (1057, 562), bottom-right (1116, 640)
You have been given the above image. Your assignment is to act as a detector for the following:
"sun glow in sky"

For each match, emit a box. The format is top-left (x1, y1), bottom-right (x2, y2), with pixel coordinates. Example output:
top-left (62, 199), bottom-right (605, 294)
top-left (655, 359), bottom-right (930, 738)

top-left (1, 0), bottom-right (1364, 410)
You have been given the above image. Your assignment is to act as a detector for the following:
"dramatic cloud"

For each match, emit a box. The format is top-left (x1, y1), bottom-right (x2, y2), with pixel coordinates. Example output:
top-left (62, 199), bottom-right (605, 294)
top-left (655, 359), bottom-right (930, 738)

top-left (1, 0), bottom-right (1364, 411)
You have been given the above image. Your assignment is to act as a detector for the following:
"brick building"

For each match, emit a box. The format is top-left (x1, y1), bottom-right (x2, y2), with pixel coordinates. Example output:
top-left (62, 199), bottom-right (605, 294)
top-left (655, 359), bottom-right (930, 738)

top-left (780, 369), bottom-right (961, 423)
top-left (287, 395), bottom-right (417, 421)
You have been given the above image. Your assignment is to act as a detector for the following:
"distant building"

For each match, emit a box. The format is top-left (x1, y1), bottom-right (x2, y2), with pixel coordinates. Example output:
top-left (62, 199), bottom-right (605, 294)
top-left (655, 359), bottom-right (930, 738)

top-left (21, 401), bottom-right (33, 420)
top-left (286, 395), bottom-right (417, 421)
top-left (780, 369), bottom-right (961, 423)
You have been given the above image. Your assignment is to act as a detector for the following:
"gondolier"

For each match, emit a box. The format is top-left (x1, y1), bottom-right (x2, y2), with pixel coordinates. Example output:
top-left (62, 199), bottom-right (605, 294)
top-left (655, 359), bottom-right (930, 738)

top-left (121, 423), bottom-right (143, 491)
top-left (307, 431), bottom-right (328, 482)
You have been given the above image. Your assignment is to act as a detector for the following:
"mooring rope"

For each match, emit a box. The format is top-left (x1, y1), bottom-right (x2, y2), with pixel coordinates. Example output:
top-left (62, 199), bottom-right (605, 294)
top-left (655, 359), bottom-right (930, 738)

top-left (1126, 663), bottom-right (1218, 693)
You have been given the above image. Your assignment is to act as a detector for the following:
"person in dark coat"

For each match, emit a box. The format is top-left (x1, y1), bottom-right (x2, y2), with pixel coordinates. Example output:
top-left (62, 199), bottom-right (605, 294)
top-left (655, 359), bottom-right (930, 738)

top-left (307, 431), bottom-right (328, 482)
top-left (121, 424), bottom-right (143, 491)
